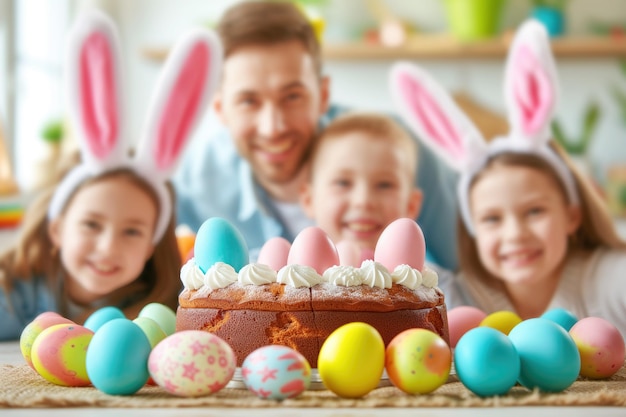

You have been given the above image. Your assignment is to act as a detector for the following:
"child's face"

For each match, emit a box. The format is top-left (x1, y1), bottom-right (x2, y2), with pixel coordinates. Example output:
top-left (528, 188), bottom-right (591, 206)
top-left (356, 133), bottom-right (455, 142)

top-left (48, 175), bottom-right (157, 305)
top-left (301, 132), bottom-right (422, 250)
top-left (469, 164), bottom-right (580, 289)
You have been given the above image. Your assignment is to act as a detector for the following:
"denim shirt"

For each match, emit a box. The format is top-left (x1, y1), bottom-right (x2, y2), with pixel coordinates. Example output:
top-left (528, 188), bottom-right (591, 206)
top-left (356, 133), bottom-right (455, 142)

top-left (0, 276), bottom-right (58, 341)
top-left (173, 105), bottom-right (459, 270)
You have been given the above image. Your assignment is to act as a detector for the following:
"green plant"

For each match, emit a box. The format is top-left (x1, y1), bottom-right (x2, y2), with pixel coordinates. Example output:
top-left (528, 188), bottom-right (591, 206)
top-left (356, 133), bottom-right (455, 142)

top-left (611, 59), bottom-right (626, 126)
top-left (552, 101), bottom-right (600, 155)
top-left (41, 120), bottom-right (64, 144)
top-left (531, 0), bottom-right (567, 10)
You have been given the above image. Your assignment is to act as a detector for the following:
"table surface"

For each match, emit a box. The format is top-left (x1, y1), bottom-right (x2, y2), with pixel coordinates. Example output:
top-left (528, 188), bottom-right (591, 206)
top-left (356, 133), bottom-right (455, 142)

top-left (1, 342), bottom-right (624, 416)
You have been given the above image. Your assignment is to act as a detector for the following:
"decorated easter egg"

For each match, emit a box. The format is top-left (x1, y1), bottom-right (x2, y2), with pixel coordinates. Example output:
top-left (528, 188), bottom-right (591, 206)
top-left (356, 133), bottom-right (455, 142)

top-left (508, 318), bottom-right (580, 392)
top-left (242, 345), bottom-right (311, 400)
top-left (288, 227), bottom-right (339, 275)
top-left (194, 217), bottom-right (249, 273)
top-left (83, 306), bottom-right (125, 332)
top-left (480, 310), bottom-right (522, 335)
top-left (86, 318), bottom-right (152, 395)
top-left (541, 308), bottom-right (578, 331)
top-left (138, 302), bottom-right (177, 336)
top-left (569, 317), bottom-right (625, 379)
top-left (31, 323), bottom-right (94, 386)
top-left (447, 306), bottom-right (487, 348)
top-left (318, 322), bottom-right (385, 398)
top-left (257, 237), bottom-right (291, 271)
top-left (386, 329), bottom-right (451, 394)
top-left (454, 327), bottom-right (520, 397)
top-left (148, 330), bottom-right (237, 397)
top-left (20, 312), bottom-right (75, 369)
top-left (374, 218), bottom-right (425, 272)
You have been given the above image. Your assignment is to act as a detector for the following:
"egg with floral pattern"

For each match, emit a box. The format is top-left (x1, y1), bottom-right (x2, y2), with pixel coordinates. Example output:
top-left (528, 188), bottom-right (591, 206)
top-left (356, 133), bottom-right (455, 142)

top-left (242, 345), bottom-right (311, 400)
top-left (148, 330), bottom-right (236, 397)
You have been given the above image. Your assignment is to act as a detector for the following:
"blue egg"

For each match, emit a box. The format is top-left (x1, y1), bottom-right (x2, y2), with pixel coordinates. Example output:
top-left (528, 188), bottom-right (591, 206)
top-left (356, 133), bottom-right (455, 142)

top-left (83, 306), bottom-right (126, 332)
top-left (194, 217), bottom-right (249, 273)
top-left (508, 318), bottom-right (580, 392)
top-left (541, 308), bottom-right (578, 331)
top-left (454, 327), bottom-right (520, 397)
top-left (86, 318), bottom-right (152, 395)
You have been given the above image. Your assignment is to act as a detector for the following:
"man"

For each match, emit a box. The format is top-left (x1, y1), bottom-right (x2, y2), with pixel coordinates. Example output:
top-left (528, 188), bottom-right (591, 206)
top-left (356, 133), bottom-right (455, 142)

top-left (173, 1), bottom-right (459, 270)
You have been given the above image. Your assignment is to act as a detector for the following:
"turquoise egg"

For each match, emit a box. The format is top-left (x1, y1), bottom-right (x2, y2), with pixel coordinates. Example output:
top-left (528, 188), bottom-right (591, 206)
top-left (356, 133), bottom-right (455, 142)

top-left (508, 318), bottom-right (580, 392)
top-left (83, 306), bottom-right (125, 332)
top-left (454, 327), bottom-right (519, 397)
top-left (86, 318), bottom-right (152, 395)
top-left (194, 217), bottom-right (249, 273)
top-left (541, 308), bottom-right (578, 331)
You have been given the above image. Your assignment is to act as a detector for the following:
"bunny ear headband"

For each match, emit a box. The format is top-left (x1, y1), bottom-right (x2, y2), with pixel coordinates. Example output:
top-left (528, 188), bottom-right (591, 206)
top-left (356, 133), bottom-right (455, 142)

top-left (48, 10), bottom-right (222, 243)
top-left (390, 19), bottom-right (579, 235)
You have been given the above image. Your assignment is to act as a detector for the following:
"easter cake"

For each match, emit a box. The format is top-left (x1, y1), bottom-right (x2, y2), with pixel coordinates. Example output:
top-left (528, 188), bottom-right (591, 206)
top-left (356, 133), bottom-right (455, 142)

top-left (176, 218), bottom-right (449, 367)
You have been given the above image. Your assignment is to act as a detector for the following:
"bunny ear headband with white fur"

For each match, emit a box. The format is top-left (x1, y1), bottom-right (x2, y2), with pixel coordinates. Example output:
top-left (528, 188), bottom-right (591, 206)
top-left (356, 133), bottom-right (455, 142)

top-left (390, 19), bottom-right (579, 235)
top-left (48, 10), bottom-right (222, 243)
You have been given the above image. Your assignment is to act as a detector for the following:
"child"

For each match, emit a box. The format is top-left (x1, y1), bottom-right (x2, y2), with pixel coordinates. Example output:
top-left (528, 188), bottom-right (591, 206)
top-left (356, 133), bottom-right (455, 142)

top-left (299, 111), bottom-right (467, 308)
top-left (391, 19), bottom-right (626, 337)
top-left (0, 10), bottom-right (221, 340)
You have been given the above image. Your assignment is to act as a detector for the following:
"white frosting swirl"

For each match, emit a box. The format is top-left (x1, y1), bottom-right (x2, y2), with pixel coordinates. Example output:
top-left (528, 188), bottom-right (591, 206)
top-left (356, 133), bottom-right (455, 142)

top-left (203, 262), bottom-right (238, 290)
top-left (238, 263), bottom-right (277, 285)
top-left (391, 264), bottom-right (423, 290)
top-left (323, 265), bottom-right (363, 287)
top-left (277, 264), bottom-right (324, 288)
top-left (360, 260), bottom-right (392, 289)
top-left (180, 258), bottom-right (205, 290)
top-left (422, 267), bottom-right (439, 288)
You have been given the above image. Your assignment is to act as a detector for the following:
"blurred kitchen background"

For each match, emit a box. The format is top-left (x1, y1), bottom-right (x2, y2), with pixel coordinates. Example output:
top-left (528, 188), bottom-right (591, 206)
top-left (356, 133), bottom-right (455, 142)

top-left (1, 0), bottom-right (626, 233)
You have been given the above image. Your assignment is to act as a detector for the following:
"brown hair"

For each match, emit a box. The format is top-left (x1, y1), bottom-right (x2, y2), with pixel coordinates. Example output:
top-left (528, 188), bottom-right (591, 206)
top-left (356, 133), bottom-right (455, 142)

top-left (0, 152), bottom-right (181, 322)
top-left (217, 1), bottom-right (322, 78)
top-left (310, 111), bottom-right (418, 178)
top-left (458, 142), bottom-right (626, 289)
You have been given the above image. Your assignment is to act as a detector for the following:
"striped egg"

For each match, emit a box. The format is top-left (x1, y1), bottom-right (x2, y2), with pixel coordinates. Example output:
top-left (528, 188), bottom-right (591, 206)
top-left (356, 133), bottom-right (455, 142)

top-left (31, 323), bottom-right (94, 386)
top-left (242, 345), bottom-right (311, 400)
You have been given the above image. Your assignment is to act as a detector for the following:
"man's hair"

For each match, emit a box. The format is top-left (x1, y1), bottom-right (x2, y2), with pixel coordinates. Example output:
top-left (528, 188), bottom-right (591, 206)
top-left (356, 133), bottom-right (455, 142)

top-left (217, 1), bottom-right (322, 77)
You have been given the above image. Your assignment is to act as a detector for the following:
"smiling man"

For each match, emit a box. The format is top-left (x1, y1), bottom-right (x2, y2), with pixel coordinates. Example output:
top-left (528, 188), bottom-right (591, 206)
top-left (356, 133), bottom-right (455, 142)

top-left (173, 1), bottom-right (459, 270)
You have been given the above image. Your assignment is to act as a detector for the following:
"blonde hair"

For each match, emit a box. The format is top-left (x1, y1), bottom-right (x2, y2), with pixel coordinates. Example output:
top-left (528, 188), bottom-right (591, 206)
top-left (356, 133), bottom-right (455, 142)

top-left (458, 142), bottom-right (626, 288)
top-left (311, 112), bottom-right (418, 178)
top-left (0, 152), bottom-right (181, 322)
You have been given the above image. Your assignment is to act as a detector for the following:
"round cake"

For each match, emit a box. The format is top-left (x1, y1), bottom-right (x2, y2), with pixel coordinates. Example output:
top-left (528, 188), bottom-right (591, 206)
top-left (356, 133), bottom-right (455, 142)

top-left (176, 218), bottom-right (449, 368)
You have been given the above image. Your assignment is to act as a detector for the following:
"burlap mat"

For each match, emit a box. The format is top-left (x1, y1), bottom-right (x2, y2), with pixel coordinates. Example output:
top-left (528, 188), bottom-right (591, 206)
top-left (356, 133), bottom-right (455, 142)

top-left (1, 363), bottom-right (625, 408)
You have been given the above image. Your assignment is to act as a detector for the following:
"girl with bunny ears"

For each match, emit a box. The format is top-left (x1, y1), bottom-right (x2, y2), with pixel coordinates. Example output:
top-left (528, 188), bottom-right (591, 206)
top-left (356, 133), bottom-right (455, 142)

top-left (391, 19), bottom-right (626, 335)
top-left (0, 10), bottom-right (221, 340)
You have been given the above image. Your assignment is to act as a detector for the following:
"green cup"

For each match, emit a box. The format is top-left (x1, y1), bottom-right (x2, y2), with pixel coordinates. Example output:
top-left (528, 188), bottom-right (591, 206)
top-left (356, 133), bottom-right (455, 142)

top-left (443, 0), bottom-right (506, 41)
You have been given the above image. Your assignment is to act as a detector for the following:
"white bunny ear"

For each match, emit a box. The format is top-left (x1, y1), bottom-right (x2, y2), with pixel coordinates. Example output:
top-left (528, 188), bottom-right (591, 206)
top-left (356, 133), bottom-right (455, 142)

top-left (504, 19), bottom-right (558, 144)
top-left (389, 62), bottom-right (486, 171)
top-left (134, 28), bottom-right (222, 180)
top-left (66, 10), bottom-right (125, 171)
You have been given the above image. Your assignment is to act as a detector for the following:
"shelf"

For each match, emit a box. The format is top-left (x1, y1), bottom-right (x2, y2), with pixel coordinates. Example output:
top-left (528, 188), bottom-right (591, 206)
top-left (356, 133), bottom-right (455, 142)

top-left (142, 34), bottom-right (626, 63)
top-left (322, 34), bottom-right (626, 60)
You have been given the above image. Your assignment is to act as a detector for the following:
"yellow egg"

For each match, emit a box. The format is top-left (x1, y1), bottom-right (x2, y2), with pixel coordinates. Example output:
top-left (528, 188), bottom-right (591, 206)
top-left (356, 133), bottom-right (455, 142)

top-left (480, 311), bottom-right (523, 335)
top-left (318, 322), bottom-right (385, 398)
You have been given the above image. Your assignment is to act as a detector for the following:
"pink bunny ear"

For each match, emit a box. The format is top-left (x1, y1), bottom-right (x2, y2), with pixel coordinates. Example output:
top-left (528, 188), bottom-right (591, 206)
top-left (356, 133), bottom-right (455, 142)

top-left (504, 19), bottom-right (558, 144)
top-left (66, 11), bottom-right (125, 169)
top-left (135, 29), bottom-right (222, 178)
top-left (390, 62), bottom-right (485, 171)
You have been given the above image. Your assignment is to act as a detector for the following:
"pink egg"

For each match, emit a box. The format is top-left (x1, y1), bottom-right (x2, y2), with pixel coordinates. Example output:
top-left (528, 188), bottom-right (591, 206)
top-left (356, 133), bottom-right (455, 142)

top-left (148, 330), bottom-right (237, 397)
top-left (288, 227), bottom-right (339, 274)
top-left (447, 306), bottom-right (487, 348)
top-left (336, 240), bottom-right (361, 267)
top-left (31, 323), bottom-right (94, 386)
top-left (374, 218), bottom-right (425, 271)
top-left (20, 312), bottom-right (75, 369)
top-left (257, 237), bottom-right (291, 271)
top-left (569, 317), bottom-right (625, 379)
